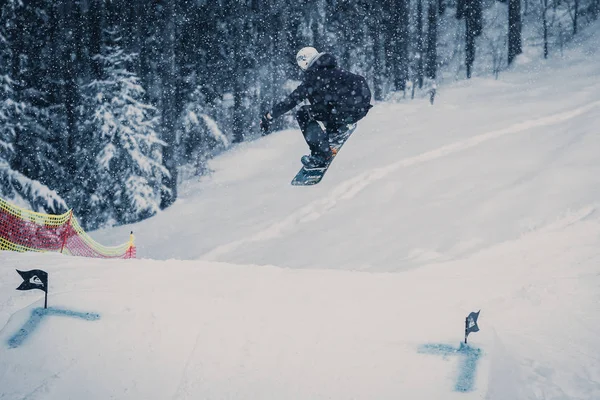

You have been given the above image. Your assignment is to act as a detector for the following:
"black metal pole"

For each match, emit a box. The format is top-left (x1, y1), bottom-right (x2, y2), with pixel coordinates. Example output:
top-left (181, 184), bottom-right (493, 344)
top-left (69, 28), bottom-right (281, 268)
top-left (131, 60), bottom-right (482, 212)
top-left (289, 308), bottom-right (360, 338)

top-left (44, 277), bottom-right (48, 309)
top-left (464, 316), bottom-right (468, 344)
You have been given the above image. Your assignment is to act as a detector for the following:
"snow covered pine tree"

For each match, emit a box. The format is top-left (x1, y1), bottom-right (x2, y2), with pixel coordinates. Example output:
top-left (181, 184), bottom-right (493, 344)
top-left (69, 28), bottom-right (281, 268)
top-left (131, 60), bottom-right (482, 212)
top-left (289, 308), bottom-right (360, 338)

top-left (80, 29), bottom-right (168, 228)
top-left (178, 88), bottom-right (230, 178)
top-left (0, 1), bottom-right (66, 212)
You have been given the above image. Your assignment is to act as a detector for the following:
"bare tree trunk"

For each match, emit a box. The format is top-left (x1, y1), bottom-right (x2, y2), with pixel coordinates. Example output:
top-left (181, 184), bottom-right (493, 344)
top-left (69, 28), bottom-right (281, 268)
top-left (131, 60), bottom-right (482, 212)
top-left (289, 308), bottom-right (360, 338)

top-left (425, 0), bottom-right (438, 80)
top-left (311, 12), bottom-right (321, 50)
top-left (542, 0), bottom-right (548, 59)
top-left (393, 0), bottom-right (410, 93)
top-left (416, 0), bottom-right (424, 89)
top-left (384, 0), bottom-right (395, 81)
top-left (89, 0), bottom-right (103, 80)
top-left (231, 17), bottom-right (245, 143)
top-left (508, 0), bottom-right (522, 65)
top-left (466, 17), bottom-right (475, 78)
top-left (559, 22), bottom-right (564, 56)
top-left (573, 0), bottom-right (579, 35)
top-left (371, 19), bottom-right (384, 101)
top-left (159, 0), bottom-right (179, 208)
top-left (458, 0), bottom-right (481, 78)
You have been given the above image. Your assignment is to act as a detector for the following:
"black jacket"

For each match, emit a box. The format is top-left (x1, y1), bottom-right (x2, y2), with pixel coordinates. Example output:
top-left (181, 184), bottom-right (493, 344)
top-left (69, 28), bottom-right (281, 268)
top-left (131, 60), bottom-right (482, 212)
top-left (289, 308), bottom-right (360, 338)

top-left (270, 53), bottom-right (372, 120)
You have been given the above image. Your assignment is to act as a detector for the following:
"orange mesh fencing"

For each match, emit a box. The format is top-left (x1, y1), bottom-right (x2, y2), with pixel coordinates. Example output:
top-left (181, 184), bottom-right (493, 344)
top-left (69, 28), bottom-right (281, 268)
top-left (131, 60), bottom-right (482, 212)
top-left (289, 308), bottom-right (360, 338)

top-left (0, 197), bottom-right (136, 259)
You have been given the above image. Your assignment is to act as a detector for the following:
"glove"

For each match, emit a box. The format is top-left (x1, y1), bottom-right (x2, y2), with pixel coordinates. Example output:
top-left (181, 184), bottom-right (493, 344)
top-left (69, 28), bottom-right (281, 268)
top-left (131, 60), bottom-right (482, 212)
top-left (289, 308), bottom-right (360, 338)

top-left (260, 112), bottom-right (273, 134)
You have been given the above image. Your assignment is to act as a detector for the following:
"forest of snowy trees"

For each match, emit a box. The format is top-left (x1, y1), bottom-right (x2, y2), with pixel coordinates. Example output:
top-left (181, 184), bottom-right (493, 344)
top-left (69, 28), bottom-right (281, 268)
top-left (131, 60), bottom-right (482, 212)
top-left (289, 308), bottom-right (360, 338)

top-left (1, 0), bottom-right (598, 229)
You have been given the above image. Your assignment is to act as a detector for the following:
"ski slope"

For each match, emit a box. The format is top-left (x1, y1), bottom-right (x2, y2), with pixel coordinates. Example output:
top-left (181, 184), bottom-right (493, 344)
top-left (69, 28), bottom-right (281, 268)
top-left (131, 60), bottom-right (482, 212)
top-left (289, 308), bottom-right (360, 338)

top-left (2, 25), bottom-right (600, 399)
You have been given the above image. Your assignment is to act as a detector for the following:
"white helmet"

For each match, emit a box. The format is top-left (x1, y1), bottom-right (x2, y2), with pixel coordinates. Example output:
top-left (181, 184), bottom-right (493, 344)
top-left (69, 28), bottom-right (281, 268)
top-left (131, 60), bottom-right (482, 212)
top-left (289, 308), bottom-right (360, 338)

top-left (296, 47), bottom-right (320, 71)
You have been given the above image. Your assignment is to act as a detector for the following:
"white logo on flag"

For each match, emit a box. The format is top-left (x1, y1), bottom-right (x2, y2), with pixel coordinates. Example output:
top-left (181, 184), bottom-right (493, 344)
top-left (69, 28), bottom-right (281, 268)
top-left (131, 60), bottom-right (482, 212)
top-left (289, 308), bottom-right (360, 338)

top-left (29, 276), bottom-right (43, 286)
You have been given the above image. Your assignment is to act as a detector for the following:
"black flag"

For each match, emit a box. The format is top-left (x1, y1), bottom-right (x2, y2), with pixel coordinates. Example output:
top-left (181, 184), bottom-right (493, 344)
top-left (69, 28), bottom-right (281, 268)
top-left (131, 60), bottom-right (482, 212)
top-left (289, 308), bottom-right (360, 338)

top-left (16, 269), bottom-right (48, 293)
top-left (465, 310), bottom-right (480, 343)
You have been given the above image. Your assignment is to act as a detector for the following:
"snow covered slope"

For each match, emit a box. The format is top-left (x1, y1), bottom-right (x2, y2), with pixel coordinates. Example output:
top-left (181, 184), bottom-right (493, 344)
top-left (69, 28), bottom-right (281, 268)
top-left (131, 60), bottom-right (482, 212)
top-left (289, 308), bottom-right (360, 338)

top-left (2, 25), bottom-right (600, 400)
top-left (96, 27), bottom-right (599, 272)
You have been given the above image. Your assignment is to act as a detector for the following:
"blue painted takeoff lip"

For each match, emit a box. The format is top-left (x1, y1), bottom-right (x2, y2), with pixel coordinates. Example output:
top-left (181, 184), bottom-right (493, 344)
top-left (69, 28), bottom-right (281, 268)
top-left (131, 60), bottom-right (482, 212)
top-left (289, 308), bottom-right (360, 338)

top-left (418, 342), bottom-right (482, 392)
top-left (7, 307), bottom-right (100, 349)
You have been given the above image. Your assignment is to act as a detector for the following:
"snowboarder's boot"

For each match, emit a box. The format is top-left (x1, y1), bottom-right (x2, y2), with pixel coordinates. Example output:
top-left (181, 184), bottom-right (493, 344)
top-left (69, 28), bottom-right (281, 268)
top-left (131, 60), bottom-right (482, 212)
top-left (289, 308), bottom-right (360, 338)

top-left (301, 151), bottom-right (332, 169)
top-left (299, 118), bottom-right (333, 169)
top-left (329, 123), bottom-right (357, 145)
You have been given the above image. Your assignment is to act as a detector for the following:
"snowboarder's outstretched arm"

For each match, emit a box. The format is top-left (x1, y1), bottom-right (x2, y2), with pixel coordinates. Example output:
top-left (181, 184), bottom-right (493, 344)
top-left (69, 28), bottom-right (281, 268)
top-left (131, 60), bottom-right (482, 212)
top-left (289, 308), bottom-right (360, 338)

top-left (260, 83), bottom-right (308, 133)
top-left (269, 83), bottom-right (309, 119)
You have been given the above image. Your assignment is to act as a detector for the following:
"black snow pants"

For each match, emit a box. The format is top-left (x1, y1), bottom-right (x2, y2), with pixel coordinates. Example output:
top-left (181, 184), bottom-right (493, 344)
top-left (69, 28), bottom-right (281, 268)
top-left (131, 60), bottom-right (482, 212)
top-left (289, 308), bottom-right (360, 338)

top-left (296, 105), bottom-right (369, 156)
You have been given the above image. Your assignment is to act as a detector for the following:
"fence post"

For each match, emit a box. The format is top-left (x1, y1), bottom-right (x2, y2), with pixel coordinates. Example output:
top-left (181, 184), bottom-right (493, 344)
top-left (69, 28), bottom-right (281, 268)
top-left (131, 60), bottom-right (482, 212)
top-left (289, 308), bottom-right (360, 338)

top-left (60, 210), bottom-right (73, 254)
top-left (127, 231), bottom-right (135, 259)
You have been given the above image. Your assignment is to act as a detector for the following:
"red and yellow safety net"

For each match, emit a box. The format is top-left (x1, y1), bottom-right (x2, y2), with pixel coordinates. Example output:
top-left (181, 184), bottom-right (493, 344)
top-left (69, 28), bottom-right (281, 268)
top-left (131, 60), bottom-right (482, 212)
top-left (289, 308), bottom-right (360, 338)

top-left (0, 197), bottom-right (136, 259)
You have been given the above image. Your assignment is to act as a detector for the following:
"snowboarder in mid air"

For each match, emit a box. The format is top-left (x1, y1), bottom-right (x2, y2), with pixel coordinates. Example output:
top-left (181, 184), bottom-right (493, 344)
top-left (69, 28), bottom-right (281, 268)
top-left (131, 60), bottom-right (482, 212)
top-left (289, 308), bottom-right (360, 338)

top-left (260, 47), bottom-right (372, 169)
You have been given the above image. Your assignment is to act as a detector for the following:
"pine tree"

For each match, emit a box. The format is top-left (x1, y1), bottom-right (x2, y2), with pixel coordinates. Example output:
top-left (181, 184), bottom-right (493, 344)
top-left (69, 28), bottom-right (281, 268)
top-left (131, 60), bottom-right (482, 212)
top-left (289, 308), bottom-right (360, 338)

top-left (0, 0), bottom-right (66, 213)
top-left (81, 29), bottom-right (168, 228)
top-left (477, 1), bottom-right (507, 78)
top-left (0, 3), bottom-right (19, 165)
top-left (179, 88), bottom-right (230, 177)
top-left (158, 0), bottom-right (182, 209)
top-left (7, 0), bottom-right (64, 190)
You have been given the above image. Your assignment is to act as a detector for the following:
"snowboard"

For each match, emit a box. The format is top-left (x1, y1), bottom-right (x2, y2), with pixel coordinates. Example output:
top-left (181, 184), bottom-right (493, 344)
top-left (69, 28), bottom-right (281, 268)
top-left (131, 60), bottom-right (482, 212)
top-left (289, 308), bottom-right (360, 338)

top-left (291, 123), bottom-right (357, 186)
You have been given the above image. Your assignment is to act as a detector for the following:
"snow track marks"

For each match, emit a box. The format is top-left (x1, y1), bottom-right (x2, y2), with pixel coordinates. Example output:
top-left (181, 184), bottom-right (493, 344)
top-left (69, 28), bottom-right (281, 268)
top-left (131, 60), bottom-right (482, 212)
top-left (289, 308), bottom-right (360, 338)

top-left (201, 101), bottom-right (600, 261)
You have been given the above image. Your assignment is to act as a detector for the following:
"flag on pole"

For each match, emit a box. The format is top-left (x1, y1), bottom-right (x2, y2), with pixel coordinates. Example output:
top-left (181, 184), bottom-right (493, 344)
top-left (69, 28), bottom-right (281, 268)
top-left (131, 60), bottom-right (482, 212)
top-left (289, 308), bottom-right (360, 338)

top-left (464, 310), bottom-right (480, 343)
top-left (16, 270), bottom-right (48, 292)
top-left (16, 269), bottom-right (49, 308)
